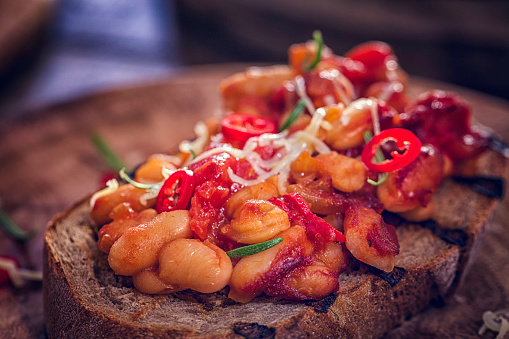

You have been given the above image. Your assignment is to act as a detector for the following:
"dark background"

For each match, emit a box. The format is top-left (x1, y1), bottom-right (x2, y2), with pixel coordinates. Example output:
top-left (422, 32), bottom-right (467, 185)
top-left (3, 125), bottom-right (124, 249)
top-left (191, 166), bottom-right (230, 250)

top-left (1, 0), bottom-right (508, 118)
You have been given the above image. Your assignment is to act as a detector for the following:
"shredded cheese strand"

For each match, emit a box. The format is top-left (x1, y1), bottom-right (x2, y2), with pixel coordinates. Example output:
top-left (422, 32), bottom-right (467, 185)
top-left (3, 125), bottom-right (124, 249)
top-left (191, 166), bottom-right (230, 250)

top-left (378, 81), bottom-right (403, 103)
top-left (90, 179), bottom-right (119, 208)
top-left (179, 121), bottom-right (209, 165)
top-left (326, 69), bottom-right (353, 105)
top-left (295, 75), bottom-right (316, 115)
top-left (225, 107), bottom-right (329, 188)
top-left (186, 144), bottom-right (244, 167)
top-left (340, 98), bottom-right (381, 135)
top-left (479, 309), bottom-right (509, 339)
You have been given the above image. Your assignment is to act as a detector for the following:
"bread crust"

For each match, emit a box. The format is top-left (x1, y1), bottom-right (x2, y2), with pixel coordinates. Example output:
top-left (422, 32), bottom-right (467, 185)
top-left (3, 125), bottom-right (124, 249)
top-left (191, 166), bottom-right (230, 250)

top-left (43, 150), bottom-right (507, 338)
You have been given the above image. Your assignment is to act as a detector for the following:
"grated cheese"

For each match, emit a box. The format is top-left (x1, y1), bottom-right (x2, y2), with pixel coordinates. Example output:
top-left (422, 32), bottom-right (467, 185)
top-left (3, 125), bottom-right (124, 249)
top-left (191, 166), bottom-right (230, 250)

top-left (139, 183), bottom-right (163, 206)
top-left (327, 69), bottom-right (354, 106)
top-left (186, 144), bottom-right (244, 168)
top-left (295, 75), bottom-right (316, 115)
top-left (339, 98), bottom-right (381, 136)
top-left (90, 179), bottom-right (119, 208)
top-left (479, 309), bottom-right (509, 339)
top-left (180, 121), bottom-right (209, 165)
top-left (224, 107), bottom-right (330, 190)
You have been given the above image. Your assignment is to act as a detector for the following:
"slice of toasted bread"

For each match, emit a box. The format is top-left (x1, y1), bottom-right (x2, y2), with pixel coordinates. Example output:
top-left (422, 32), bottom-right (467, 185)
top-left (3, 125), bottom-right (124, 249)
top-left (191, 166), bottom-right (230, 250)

top-left (43, 149), bottom-right (507, 338)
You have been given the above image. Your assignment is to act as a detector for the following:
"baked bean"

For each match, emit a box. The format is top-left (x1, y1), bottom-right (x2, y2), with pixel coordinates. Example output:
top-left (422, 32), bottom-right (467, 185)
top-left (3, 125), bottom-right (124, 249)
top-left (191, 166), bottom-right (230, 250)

top-left (108, 210), bottom-right (191, 276)
top-left (224, 199), bottom-right (291, 244)
top-left (158, 239), bottom-right (232, 294)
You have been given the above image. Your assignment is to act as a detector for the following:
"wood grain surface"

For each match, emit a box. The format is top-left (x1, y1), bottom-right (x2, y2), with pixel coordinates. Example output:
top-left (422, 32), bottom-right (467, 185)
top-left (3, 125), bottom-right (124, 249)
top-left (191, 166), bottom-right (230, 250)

top-left (0, 64), bottom-right (508, 338)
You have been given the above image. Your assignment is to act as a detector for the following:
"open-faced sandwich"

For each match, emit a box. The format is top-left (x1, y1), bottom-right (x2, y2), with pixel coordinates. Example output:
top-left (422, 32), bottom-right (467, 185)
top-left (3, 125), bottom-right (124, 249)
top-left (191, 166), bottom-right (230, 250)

top-left (44, 32), bottom-right (508, 338)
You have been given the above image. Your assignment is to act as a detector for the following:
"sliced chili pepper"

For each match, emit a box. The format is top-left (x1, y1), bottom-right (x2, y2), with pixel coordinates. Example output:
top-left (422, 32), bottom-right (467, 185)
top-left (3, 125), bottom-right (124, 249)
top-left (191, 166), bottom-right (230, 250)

top-left (361, 128), bottom-right (421, 173)
top-left (0, 255), bottom-right (18, 288)
top-left (155, 169), bottom-right (195, 213)
top-left (221, 113), bottom-right (277, 144)
top-left (269, 193), bottom-right (345, 243)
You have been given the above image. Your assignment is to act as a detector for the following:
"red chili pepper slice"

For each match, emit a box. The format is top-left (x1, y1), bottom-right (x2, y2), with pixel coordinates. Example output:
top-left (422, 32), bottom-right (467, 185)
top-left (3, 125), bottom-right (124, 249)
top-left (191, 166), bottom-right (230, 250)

top-left (221, 113), bottom-right (277, 144)
top-left (0, 255), bottom-right (18, 288)
top-left (156, 169), bottom-right (195, 213)
top-left (361, 128), bottom-right (422, 173)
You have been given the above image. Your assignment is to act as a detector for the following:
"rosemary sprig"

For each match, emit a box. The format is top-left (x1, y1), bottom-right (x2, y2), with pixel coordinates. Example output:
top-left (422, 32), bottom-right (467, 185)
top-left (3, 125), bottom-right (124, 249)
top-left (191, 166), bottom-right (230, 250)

top-left (0, 208), bottom-right (37, 241)
top-left (226, 238), bottom-right (284, 258)
top-left (304, 30), bottom-right (324, 72)
top-left (90, 132), bottom-right (127, 172)
top-left (278, 100), bottom-right (306, 132)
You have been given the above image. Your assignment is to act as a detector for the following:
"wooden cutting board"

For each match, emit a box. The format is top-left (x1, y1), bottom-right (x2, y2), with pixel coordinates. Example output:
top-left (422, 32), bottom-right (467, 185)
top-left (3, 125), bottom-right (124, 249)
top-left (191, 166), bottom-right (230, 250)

top-left (0, 64), bottom-right (508, 338)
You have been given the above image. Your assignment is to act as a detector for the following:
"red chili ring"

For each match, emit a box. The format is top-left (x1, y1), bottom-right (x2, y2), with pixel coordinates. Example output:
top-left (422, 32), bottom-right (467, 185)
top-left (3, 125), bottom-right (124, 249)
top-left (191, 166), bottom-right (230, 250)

top-left (361, 128), bottom-right (422, 173)
top-left (155, 169), bottom-right (195, 213)
top-left (0, 255), bottom-right (18, 287)
top-left (221, 113), bottom-right (277, 144)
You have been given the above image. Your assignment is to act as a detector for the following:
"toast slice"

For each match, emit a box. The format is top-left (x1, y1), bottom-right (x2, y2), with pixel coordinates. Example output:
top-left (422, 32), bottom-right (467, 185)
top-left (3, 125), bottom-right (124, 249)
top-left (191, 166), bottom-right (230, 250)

top-left (43, 148), bottom-right (507, 338)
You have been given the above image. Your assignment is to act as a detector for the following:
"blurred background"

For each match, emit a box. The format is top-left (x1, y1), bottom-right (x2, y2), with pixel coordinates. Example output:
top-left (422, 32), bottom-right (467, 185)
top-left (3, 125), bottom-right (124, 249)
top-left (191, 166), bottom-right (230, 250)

top-left (0, 0), bottom-right (508, 119)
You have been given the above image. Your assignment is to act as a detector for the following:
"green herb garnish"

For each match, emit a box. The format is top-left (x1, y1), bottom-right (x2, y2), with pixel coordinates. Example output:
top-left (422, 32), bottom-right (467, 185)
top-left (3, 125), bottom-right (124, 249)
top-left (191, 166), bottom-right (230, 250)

top-left (304, 30), bottom-right (324, 72)
top-left (119, 167), bottom-right (160, 189)
top-left (278, 100), bottom-right (306, 132)
top-left (0, 208), bottom-right (37, 241)
top-left (90, 132), bottom-right (127, 172)
top-left (226, 237), bottom-right (284, 258)
top-left (364, 131), bottom-right (388, 186)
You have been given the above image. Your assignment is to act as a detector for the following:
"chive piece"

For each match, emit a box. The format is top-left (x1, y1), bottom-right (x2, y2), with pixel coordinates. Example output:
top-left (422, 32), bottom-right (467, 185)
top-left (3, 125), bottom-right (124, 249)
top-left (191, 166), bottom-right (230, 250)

top-left (304, 30), bottom-right (324, 71)
top-left (367, 172), bottom-right (388, 186)
top-left (0, 208), bottom-right (37, 241)
top-left (363, 131), bottom-right (388, 186)
top-left (190, 149), bottom-right (197, 160)
top-left (90, 132), bottom-right (127, 172)
top-left (119, 168), bottom-right (159, 189)
top-left (226, 238), bottom-right (284, 258)
top-left (278, 100), bottom-right (306, 132)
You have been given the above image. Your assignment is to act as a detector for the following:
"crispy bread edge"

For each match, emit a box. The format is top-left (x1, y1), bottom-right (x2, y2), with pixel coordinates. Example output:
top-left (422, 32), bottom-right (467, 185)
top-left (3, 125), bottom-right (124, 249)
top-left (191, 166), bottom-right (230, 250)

top-left (43, 152), bottom-right (508, 338)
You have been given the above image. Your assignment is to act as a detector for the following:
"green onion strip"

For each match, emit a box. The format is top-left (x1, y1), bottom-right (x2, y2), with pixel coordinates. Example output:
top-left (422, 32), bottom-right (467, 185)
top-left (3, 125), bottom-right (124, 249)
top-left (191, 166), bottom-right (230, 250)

top-left (278, 100), bottom-right (306, 132)
top-left (0, 208), bottom-right (37, 241)
top-left (304, 30), bottom-right (324, 72)
top-left (363, 131), bottom-right (388, 186)
top-left (119, 168), bottom-right (160, 190)
top-left (226, 237), bottom-right (284, 258)
top-left (90, 132), bottom-right (127, 172)
top-left (279, 31), bottom-right (324, 132)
